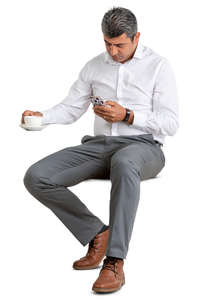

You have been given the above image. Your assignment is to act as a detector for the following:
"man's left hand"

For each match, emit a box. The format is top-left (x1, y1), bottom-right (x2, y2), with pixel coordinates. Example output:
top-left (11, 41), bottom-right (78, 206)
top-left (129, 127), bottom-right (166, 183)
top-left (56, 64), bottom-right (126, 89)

top-left (93, 100), bottom-right (126, 123)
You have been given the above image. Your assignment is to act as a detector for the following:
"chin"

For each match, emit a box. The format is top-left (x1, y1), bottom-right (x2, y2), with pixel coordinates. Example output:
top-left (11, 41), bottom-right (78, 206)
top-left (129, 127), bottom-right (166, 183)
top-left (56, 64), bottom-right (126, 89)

top-left (113, 56), bottom-right (124, 61)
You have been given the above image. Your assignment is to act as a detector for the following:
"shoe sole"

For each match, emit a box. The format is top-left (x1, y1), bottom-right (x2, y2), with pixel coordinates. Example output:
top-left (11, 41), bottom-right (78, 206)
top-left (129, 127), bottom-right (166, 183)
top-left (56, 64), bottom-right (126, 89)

top-left (92, 278), bottom-right (125, 293)
top-left (73, 264), bottom-right (100, 270)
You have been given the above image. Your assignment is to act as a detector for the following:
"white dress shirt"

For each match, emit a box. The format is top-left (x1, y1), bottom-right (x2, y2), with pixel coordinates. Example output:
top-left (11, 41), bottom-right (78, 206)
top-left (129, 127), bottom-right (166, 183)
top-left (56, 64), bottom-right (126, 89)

top-left (41, 42), bottom-right (179, 145)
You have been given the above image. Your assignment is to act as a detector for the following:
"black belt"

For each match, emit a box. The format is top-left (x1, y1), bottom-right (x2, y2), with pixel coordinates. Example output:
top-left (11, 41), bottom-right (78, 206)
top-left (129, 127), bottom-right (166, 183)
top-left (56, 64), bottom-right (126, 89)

top-left (154, 140), bottom-right (163, 147)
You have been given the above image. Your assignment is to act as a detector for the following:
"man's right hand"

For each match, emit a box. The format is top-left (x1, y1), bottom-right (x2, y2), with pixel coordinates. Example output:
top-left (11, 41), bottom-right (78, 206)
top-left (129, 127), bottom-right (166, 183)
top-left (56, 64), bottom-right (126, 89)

top-left (21, 110), bottom-right (43, 124)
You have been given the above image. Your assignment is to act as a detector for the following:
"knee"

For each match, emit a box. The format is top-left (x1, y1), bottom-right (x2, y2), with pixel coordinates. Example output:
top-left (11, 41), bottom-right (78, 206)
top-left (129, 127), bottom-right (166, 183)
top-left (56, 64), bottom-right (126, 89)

top-left (111, 156), bottom-right (140, 178)
top-left (23, 163), bottom-right (41, 191)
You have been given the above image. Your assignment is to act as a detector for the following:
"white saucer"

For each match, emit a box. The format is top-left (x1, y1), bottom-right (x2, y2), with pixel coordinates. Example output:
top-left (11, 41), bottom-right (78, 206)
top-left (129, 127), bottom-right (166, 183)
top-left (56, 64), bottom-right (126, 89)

top-left (20, 123), bottom-right (46, 131)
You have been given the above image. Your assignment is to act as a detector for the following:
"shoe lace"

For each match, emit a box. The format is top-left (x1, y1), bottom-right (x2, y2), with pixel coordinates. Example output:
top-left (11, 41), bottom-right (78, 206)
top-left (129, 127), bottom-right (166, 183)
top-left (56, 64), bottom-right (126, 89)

top-left (101, 257), bottom-right (118, 274)
top-left (86, 237), bottom-right (99, 255)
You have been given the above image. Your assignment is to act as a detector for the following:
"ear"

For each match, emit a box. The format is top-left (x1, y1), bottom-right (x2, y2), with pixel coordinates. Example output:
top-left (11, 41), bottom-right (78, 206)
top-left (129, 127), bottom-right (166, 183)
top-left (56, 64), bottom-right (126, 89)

top-left (135, 32), bottom-right (140, 42)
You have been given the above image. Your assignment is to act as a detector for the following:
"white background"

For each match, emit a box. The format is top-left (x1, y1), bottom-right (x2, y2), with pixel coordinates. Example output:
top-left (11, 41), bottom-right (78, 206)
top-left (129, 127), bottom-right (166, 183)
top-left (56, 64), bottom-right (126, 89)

top-left (1, 0), bottom-right (200, 298)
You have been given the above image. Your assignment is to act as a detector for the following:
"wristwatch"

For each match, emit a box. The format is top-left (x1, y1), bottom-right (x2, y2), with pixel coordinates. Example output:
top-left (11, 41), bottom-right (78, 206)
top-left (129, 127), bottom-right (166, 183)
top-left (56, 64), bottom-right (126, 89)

top-left (122, 108), bottom-right (131, 122)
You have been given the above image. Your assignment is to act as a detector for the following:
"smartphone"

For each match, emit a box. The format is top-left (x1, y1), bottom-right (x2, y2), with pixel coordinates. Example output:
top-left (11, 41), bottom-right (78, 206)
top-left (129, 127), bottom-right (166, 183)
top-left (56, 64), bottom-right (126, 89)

top-left (90, 96), bottom-right (106, 106)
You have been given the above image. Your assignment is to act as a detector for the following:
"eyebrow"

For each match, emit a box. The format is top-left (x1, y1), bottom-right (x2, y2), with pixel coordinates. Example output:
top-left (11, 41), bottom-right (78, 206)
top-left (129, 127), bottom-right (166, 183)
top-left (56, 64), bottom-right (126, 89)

top-left (104, 39), bottom-right (127, 46)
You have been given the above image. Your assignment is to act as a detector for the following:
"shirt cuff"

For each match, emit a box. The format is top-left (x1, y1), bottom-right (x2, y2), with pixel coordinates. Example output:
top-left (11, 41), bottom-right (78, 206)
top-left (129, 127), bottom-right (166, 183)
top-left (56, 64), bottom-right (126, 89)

top-left (40, 110), bottom-right (50, 125)
top-left (129, 111), bottom-right (148, 128)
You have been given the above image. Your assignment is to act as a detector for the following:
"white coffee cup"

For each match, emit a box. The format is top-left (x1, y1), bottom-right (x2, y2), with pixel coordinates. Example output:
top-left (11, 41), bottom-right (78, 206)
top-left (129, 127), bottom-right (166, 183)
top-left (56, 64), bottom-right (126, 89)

top-left (24, 116), bottom-right (43, 127)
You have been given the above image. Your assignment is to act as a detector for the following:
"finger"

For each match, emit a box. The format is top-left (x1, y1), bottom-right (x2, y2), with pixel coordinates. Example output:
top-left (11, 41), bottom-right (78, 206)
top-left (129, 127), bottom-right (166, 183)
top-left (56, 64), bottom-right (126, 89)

top-left (94, 111), bottom-right (105, 117)
top-left (23, 110), bottom-right (34, 117)
top-left (94, 111), bottom-right (109, 119)
top-left (21, 110), bottom-right (33, 123)
top-left (105, 100), bottom-right (115, 106)
top-left (94, 105), bottom-right (110, 113)
top-left (93, 104), bottom-right (106, 110)
top-left (95, 112), bottom-right (111, 122)
top-left (94, 110), bottom-right (112, 118)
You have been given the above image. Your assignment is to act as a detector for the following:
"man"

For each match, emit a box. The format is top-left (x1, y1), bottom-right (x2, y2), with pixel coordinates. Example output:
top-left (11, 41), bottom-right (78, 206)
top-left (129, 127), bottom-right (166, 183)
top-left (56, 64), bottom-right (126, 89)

top-left (22, 7), bottom-right (179, 293)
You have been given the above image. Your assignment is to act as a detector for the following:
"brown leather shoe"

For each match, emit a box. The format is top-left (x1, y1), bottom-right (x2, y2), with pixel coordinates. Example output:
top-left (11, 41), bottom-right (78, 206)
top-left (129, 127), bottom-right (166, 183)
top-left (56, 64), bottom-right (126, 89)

top-left (72, 228), bottom-right (109, 270)
top-left (92, 257), bottom-right (125, 293)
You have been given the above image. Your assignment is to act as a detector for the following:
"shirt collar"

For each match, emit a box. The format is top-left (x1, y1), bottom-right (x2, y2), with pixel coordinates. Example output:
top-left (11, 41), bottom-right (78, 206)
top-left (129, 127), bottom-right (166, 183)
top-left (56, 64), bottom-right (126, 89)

top-left (104, 42), bottom-right (144, 66)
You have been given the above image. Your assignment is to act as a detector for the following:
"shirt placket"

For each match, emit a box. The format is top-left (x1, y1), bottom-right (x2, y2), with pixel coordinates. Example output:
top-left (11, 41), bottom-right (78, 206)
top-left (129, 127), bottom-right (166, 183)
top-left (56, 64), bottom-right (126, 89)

top-left (111, 65), bottom-right (124, 136)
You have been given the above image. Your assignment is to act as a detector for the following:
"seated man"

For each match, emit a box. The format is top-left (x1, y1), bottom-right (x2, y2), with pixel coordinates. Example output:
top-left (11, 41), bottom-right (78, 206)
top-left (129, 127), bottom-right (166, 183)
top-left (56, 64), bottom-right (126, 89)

top-left (22, 6), bottom-right (179, 293)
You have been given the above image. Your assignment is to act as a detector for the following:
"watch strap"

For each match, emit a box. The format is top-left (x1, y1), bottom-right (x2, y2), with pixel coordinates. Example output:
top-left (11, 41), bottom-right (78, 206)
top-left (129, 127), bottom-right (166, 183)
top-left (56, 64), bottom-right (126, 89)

top-left (123, 108), bottom-right (131, 122)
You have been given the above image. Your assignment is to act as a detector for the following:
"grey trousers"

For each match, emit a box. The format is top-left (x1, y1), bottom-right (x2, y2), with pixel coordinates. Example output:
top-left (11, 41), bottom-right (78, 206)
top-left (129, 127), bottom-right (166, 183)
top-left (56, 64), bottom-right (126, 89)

top-left (23, 133), bottom-right (165, 259)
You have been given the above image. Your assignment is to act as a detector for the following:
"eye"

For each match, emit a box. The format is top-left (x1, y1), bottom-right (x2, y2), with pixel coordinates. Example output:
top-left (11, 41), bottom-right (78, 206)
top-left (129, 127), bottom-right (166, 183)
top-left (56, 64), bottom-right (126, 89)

top-left (104, 41), bottom-right (124, 48)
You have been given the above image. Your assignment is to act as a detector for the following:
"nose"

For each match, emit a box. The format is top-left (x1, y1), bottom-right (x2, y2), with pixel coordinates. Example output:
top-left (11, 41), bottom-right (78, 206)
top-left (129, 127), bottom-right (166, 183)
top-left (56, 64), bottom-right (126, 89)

top-left (110, 45), bottom-right (118, 56)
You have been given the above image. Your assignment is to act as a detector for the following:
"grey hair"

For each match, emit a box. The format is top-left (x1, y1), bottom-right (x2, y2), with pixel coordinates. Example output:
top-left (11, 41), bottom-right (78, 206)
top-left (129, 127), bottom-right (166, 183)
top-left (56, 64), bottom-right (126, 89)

top-left (101, 7), bottom-right (138, 41)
